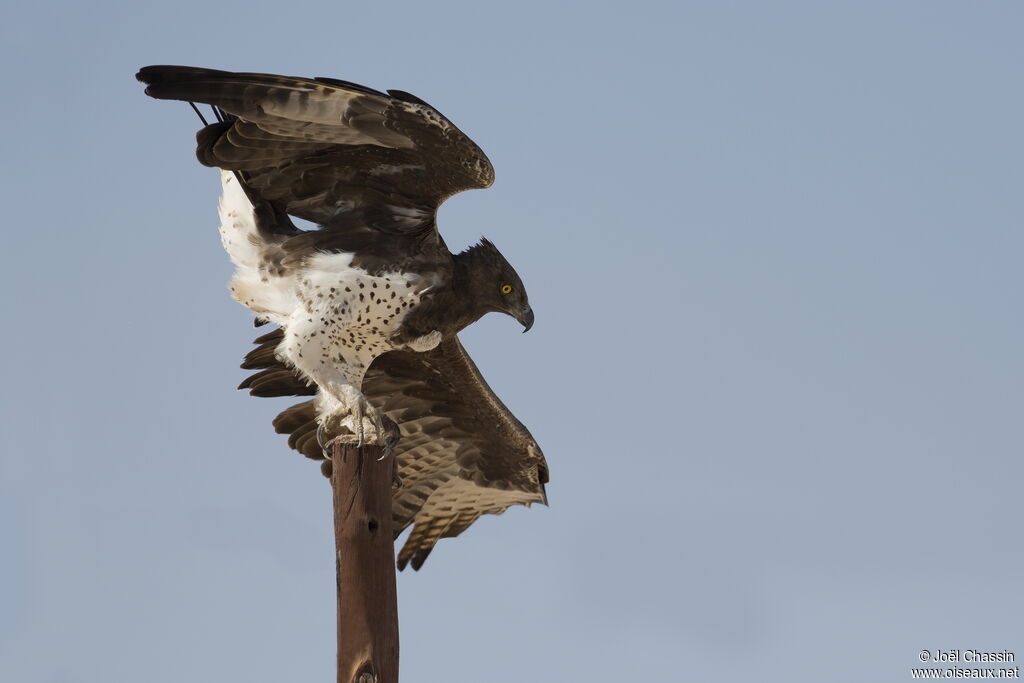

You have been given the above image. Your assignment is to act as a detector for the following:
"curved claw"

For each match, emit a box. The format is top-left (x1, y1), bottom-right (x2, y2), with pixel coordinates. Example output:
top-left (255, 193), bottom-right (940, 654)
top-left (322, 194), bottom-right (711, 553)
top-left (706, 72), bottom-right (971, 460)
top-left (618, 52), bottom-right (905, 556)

top-left (317, 422), bottom-right (331, 459)
top-left (318, 396), bottom-right (391, 455)
top-left (378, 416), bottom-right (401, 461)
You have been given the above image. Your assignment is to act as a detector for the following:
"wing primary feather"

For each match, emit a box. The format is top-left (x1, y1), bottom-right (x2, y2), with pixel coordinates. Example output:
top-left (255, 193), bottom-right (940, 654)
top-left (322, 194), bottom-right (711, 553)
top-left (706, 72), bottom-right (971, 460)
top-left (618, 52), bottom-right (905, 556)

top-left (386, 89), bottom-right (434, 109)
top-left (314, 76), bottom-right (388, 97)
top-left (188, 101), bottom-right (209, 126)
top-left (213, 105), bottom-right (234, 123)
top-left (253, 328), bottom-right (285, 345)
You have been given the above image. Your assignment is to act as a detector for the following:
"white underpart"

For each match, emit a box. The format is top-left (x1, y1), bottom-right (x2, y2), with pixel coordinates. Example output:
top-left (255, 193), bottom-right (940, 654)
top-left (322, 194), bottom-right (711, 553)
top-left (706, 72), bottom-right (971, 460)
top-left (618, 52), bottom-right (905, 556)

top-left (219, 172), bottom-right (296, 324)
top-left (216, 171), bottom-right (441, 435)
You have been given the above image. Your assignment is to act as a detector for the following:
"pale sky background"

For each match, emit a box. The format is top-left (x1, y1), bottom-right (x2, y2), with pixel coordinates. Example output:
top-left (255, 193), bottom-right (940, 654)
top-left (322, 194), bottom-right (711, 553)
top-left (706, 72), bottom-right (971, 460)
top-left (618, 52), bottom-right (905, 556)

top-left (2, 2), bottom-right (1022, 682)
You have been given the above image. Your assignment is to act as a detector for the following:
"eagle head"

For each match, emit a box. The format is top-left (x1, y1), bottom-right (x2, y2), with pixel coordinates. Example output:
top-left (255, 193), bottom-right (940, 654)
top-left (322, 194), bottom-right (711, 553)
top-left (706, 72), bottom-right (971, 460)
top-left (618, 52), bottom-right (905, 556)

top-left (459, 238), bottom-right (534, 332)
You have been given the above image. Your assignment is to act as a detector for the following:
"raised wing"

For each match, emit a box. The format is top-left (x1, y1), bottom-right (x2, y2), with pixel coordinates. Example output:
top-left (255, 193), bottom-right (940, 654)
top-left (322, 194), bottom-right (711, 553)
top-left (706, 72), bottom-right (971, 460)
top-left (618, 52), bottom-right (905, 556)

top-left (240, 329), bottom-right (549, 570)
top-left (136, 66), bottom-right (494, 244)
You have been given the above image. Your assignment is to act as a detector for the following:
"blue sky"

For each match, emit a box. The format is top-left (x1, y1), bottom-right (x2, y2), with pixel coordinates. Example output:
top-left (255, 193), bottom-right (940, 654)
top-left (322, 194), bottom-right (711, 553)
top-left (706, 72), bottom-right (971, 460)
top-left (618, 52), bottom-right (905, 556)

top-left (2, 2), bottom-right (1022, 681)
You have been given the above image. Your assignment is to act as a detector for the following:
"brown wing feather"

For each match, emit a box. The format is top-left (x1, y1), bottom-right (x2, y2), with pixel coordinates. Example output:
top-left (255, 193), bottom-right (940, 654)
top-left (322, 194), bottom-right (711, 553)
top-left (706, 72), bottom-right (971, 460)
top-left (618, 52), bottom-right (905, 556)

top-left (239, 329), bottom-right (548, 570)
top-left (136, 66), bottom-right (493, 242)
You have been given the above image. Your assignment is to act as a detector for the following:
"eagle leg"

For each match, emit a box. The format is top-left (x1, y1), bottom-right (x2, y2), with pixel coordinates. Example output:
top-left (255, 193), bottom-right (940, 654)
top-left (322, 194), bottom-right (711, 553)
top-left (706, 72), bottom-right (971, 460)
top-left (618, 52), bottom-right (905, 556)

top-left (316, 386), bottom-right (391, 451)
top-left (349, 392), bottom-right (382, 448)
top-left (277, 316), bottom-right (393, 449)
top-left (317, 410), bottom-right (400, 460)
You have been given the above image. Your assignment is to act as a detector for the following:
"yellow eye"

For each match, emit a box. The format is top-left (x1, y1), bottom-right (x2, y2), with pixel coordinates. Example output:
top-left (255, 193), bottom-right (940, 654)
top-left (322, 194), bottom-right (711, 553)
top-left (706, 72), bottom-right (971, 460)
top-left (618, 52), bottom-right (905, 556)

top-left (501, 284), bottom-right (512, 294)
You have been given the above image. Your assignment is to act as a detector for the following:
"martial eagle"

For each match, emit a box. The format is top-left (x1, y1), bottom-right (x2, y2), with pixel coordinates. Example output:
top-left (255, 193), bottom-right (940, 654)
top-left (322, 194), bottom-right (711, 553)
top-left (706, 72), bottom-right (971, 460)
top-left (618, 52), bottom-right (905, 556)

top-left (137, 66), bottom-right (548, 569)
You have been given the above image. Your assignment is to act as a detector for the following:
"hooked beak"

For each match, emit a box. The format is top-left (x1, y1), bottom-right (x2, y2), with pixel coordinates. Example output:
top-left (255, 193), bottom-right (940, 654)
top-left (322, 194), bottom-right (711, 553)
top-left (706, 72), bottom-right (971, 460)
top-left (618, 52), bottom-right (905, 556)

top-left (516, 306), bottom-right (535, 333)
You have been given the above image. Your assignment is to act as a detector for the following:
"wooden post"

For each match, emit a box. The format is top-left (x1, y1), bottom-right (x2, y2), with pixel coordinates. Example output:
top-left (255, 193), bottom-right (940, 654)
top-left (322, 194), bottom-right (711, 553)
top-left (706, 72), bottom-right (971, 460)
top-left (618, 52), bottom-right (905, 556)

top-left (331, 439), bottom-right (400, 683)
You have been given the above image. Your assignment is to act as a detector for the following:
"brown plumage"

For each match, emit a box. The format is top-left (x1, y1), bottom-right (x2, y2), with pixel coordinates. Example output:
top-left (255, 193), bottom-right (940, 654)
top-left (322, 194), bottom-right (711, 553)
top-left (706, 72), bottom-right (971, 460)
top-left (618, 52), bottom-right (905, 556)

top-left (137, 66), bottom-right (548, 568)
top-left (240, 328), bottom-right (548, 570)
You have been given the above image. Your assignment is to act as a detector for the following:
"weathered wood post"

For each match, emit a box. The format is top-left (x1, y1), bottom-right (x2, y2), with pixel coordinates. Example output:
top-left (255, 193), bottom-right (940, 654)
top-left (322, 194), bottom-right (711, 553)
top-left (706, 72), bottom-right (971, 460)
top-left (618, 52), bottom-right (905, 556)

top-left (331, 436), bottom-right (400, 683)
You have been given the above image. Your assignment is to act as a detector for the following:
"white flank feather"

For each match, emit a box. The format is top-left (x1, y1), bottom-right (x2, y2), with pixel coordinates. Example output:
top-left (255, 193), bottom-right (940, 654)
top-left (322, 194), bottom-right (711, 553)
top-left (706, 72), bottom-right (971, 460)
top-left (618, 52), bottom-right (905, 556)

top-left (217, 171), bottom-right (295, 324)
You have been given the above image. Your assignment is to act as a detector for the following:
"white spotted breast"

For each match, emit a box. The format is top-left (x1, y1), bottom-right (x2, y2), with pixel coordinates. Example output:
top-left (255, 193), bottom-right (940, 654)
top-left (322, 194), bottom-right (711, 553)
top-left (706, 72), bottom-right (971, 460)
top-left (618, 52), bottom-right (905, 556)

top-left (297, 251), bottom-right (435, 369)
